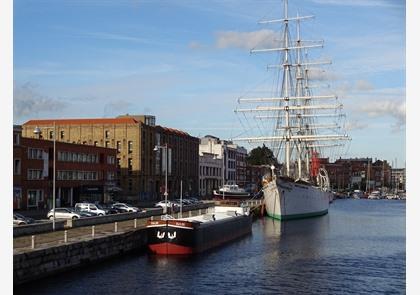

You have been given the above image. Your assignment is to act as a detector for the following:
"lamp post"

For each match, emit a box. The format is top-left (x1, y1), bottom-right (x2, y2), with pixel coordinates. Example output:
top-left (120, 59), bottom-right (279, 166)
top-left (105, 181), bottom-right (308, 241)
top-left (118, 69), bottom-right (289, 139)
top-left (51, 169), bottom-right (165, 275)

top-left (222, 145), bottom-right (225, 200)
top-left (33, 122), bottom-right (56, 231)
top-left (154, 143), bottom-right (168, 214)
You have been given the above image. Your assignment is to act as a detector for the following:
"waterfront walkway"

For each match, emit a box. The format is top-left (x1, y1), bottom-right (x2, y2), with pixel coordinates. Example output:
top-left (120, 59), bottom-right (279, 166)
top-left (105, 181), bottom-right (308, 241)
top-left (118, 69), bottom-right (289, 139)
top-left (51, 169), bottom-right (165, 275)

top-left (13, 206), bottom-right (223, 254)
top-left (13, 200), bottom-right (263, 254)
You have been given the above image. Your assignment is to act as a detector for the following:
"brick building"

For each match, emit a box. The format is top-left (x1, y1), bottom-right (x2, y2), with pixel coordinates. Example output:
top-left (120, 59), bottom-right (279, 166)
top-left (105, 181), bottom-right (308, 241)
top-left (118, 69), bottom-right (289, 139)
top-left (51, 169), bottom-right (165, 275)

top-left (22, 115), bottom-right (199, 202)
top-left (13, 125), bottom-right (117, 210)
top-left (155, 126), bottom-right (199, 199)
top-left (322, 157), bottom-right (392, 192)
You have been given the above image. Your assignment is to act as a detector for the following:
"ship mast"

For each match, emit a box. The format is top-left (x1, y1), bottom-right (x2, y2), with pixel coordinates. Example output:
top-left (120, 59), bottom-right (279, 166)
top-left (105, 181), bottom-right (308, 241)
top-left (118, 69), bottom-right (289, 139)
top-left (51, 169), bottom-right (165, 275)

top-left (283, 0), bottom-right (291, 176)
top-left (234, 0), bottom-right (350, 180)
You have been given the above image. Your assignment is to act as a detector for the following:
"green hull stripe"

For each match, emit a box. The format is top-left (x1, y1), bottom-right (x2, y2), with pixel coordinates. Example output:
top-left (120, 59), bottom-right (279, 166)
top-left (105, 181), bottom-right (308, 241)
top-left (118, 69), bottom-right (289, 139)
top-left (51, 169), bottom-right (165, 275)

top-left (266, 209), bottom-right (328, 220)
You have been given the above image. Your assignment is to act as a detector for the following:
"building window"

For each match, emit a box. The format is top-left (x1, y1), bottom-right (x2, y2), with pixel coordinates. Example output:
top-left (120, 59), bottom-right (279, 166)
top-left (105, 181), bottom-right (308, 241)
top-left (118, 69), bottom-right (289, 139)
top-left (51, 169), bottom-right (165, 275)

top-left (14, 159), bottom-right (21, 175)
top-left (128, 141), bottom-right (133, 153)
top-left (60, 131), bottom-right (64, 139)
top-left (27, 190), bottom-right (43, 208)
top-left (13, 132), bottom-right (20, 145)
top-left (107, 155), bottom-right (115, 165)
top-left (105, 130), bottom-right (110, 139)
top-left (94, 141), bottom-right (98, 147)
top-left (49, 131), bottom-right (54, 139)
top-left (107, 171), bottom-right (115, 181)
top-left (117, 141), bottom-right (121, 152)
top-left (128, 158), bottom-right (133, 175)
top-left (27, 169), bottom-right (43, 180)
top-left (28, 148), bottom-right (43, 160)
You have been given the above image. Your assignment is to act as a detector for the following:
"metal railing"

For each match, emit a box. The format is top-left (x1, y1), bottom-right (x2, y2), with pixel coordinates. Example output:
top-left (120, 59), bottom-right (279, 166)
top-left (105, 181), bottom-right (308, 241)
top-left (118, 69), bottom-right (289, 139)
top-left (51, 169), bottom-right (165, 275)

top-left (14, 208), bottom-right (208, 252)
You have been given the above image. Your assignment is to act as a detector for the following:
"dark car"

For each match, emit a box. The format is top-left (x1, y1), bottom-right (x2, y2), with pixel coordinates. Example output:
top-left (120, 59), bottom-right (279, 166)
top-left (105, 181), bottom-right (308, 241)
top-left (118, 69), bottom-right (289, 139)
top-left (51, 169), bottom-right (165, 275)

top-left (13, 213), bottom-right (35, 225)
top-left (73, 208), bottom-right (97, 217)
top-left (99, 204), bottom-right (120, 214)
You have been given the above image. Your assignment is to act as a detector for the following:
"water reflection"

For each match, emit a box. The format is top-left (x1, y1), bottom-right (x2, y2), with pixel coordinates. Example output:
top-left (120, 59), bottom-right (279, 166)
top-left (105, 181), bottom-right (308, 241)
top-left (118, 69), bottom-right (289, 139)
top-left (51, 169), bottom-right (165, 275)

top-left (14, 200), bottom-right (405, 295)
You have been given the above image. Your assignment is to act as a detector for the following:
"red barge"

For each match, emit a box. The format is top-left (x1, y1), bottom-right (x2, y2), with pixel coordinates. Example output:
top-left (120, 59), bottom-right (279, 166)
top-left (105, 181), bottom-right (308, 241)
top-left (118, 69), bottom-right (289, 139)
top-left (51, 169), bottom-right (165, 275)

top-left (146, 206), bottom-right (252, 255)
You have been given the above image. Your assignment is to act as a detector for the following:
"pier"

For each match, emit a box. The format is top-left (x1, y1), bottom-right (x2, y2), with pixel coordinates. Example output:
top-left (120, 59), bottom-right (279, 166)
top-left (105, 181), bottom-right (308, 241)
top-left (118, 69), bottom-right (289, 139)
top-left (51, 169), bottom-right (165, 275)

top-left (14, 200), bottom-right (263, 285)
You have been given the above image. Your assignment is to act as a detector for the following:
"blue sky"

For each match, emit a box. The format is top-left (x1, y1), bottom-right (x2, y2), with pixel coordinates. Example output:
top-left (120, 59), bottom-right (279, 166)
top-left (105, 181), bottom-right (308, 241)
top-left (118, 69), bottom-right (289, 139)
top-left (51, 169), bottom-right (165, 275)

top-left (13, 0), bottom-right (406, 166)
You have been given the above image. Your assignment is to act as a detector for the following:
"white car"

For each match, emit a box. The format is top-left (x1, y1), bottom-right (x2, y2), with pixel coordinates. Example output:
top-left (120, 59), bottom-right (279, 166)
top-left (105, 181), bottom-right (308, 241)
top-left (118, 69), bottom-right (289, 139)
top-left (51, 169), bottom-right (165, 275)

top-left (112, 203), bottom-right (140, 213)
top-left (155, 201), bottom-right (179, 209)
top-left (47, 208), bottom-right (81, 220)
top-left (75, 203), bottom-right (107, 216)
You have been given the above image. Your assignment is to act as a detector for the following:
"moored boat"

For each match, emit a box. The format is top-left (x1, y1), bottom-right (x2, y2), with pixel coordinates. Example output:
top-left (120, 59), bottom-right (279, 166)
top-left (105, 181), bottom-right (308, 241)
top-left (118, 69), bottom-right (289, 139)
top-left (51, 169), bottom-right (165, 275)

top-left (368, 190), bottom-right (381, 199)
top-left (213, 183), bottom-right (250, 199)
top-left (146, 206), bottom-right (252, 255)
top-left (232, 0), bottom-right (349, 221)
top-left (263, 174), bottom-right (331, 220)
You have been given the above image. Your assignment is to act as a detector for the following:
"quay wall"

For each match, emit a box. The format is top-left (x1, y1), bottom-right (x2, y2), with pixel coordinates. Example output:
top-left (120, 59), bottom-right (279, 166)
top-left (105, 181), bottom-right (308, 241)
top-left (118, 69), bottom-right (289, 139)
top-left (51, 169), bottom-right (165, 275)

top-left (13, 221), bottom-right (66, 238)
top-left (13, 203), bottom-right (213, 237)
top-left (67, 208), bottom-right (163, 228)
top-left (14, 228), bottom-right (148, 285)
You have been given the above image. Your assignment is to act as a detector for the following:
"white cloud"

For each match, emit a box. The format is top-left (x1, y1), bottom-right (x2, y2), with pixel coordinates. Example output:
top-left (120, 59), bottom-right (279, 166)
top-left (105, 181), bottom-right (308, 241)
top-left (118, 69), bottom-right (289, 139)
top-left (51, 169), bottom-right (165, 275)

top-left (215, 30), bottom-right (277, 50)
top-left (13, 83), bottom-right (68, 119)
top-left (359, 99), bottom-right (406, 130)
top-left (344, 120), bottom-right (369, 131)
top-left (354, 80), bottom-right (374, 91)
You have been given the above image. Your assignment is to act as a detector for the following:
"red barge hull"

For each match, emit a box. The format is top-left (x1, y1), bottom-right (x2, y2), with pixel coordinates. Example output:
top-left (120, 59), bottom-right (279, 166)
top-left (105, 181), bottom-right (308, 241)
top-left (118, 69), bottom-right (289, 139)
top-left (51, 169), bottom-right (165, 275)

top-left (146, 215), bottom-right (252, 255)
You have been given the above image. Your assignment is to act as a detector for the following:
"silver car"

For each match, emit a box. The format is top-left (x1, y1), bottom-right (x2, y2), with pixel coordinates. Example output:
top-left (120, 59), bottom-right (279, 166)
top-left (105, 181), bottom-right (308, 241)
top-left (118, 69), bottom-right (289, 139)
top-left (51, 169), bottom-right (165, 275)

top-left (47, 208), bottom-right (81, 220)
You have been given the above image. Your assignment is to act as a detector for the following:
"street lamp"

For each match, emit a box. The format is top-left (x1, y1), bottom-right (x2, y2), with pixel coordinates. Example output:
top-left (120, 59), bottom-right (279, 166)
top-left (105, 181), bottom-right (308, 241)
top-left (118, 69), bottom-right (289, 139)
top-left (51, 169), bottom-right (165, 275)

top-left (34, 122), bottom-right (56, 231)
top-left (222, 146), bottom-right (225, 200)
top-left (154, 143), bottom-right (168, 214)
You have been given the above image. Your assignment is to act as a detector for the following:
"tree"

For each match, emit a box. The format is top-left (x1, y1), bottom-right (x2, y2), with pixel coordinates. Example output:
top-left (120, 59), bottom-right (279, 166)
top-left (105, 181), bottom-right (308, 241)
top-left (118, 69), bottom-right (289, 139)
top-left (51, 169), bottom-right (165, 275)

top-left (246, 144), bottom-right (279, 166)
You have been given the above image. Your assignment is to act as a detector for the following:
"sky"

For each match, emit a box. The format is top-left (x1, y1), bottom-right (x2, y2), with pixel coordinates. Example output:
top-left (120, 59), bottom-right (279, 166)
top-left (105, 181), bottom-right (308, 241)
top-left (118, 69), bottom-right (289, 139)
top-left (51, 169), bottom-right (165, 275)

top-left (13, 0), bottom-right (406, 166)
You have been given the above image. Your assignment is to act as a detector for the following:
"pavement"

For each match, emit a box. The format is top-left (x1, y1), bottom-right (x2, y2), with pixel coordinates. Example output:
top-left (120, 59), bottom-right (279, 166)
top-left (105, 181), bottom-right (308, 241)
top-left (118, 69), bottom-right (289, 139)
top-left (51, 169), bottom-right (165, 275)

top-left (13, 209), bottom-right (204, 254)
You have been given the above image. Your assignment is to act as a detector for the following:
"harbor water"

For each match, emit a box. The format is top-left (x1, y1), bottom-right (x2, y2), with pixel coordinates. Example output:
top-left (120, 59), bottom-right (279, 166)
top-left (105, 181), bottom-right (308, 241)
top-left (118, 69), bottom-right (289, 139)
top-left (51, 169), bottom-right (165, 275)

top-left (15, 199), bottom-right (405, 294)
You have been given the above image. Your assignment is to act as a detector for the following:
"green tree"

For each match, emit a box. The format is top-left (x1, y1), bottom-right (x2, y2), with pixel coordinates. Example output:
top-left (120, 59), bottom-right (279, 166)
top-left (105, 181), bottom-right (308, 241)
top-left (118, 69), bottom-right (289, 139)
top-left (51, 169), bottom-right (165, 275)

top-left (246, 144), bottom-right (279, 166)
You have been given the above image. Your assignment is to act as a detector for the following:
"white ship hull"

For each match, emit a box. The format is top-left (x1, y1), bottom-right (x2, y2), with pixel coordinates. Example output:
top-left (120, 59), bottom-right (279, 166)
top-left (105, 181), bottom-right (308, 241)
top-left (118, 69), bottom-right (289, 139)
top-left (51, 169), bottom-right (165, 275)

top-left (263, 178), bottom-right (330, 220)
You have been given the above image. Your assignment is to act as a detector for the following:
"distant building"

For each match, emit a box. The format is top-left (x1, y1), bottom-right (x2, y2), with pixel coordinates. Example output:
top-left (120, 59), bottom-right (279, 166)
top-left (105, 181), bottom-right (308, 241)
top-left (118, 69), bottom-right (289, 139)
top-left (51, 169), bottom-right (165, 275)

top-left (199, 135), bottom-right (247, 188)
top-left (198, 152), bottom-right (222, 197)
top-left (14, 125), bottom-right (117, 210)
top-left (21, 115), bottom-right (199, 202)
top-left (323, 157), bottom-right (392, 192)
top-left (391, 168), bottom-right (405, 191)
top-left (155, 125), bottom-right (199, 199)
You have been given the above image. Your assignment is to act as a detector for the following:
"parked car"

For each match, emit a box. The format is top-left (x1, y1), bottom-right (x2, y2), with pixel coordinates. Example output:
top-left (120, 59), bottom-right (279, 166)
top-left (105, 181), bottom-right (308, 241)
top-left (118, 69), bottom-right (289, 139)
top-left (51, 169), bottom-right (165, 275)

top-left (47, 208), bottom-right (81, 220)
top-left (112, 203), bottom-right (141, 213)
top-left (13, 213), bottom-right (35, 225)
top-left (75, 203), bottom-right (107, 216)
top-left (73, 208), bottom-right (97, 217)
top-left (99, 204), bottom-right (120, 214)
top-left (155, 201), bottom-right (179, 209)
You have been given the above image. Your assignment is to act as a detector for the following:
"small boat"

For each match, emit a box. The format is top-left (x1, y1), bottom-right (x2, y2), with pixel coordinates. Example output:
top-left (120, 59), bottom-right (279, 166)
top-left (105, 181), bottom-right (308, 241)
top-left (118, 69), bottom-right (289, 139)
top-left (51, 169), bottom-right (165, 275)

top-left (352, 190), bottom-right (363, 199)
top-left (146, 206), bottom-right (252, 255)
top-left (386, 193), bottom-right (399, 200)
top-left (213, 183), bottom-right (250, 199)
top-left (368, 191), bottom-right (381, 199)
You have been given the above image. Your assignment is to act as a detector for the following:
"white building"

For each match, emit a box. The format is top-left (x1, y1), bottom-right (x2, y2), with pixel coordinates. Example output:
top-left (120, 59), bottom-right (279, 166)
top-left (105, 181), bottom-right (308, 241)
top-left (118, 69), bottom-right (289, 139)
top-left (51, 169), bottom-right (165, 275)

top-left (199, 135), bottom-right (247, 194)
top-left (391, 168), bottom-right (405, 191)
top-left (199, 152), bottom-right (222, 197)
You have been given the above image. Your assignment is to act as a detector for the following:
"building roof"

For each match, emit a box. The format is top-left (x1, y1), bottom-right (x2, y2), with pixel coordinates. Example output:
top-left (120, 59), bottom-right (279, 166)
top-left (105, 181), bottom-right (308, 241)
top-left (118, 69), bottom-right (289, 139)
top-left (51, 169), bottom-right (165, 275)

top-left (157, 125), bottom-right (190, 136)
top-left (23, 117), bottom-right (139, 126)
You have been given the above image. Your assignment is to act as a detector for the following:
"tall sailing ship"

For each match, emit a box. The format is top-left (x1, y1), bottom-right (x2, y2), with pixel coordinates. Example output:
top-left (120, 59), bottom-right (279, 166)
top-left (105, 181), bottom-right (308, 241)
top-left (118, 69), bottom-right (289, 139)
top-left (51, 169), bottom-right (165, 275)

top-left (234, 0), bottom-right (350, 220)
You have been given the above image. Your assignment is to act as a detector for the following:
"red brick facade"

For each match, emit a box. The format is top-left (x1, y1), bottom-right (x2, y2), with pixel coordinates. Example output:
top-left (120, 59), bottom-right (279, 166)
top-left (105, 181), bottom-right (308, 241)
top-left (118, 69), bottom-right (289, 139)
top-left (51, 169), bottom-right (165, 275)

top-left (13, 127), bottom-right (117, 210)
